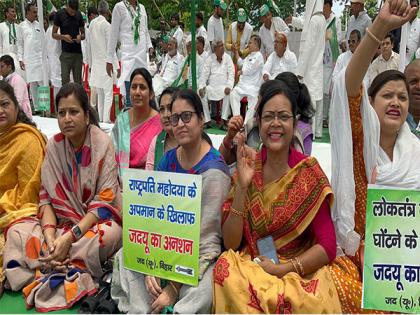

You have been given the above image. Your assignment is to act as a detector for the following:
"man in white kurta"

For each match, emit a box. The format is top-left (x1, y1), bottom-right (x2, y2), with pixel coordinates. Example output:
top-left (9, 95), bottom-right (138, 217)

top-left (323, 0), bottom-right (343, 125)
top-left (345, 0), bottom-right (372, 42)
top-left (17, 4), bottom-right (43, 110)
top-left (45, 13), bottom-right (62, 101)
top-left (406, 0), bottom-right (420, 64)
top-left (184, 36), bottom-right (203, 89)
top-left (262, 32), bottom-right (297, 81)
top-left (230, 35), bottom-right (264, 129)
top-left (199, 40), bottom-right (235, 124)
top-left (197, 36), bottom-right (209, 62)
top-left (207, 0), bottom-right (226, 49)
top-left (107, 0), bottom-right (153, 107)
top-left (292, 0), bottom-right (326, 138)
top-left (196, 11), bottom-right (210, 52)
top-left (153, 38), bottom-right (184, 98)
top-left (225, 9), bottom-right (253, 62)
top-left (169, 13), bottom-right (184, 55)
top-left (258, 4), bottom-right (290, 60)
top-left (0, 5), bottom-right (23, 79)
top-left (88, 1), bottom-right (118, 123)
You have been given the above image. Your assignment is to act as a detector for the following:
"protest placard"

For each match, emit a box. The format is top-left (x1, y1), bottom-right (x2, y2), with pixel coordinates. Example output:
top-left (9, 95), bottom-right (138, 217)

top-left (363, 185), bottom-right (420, 313)
top-left (122, 169), bottom-right (202, 286)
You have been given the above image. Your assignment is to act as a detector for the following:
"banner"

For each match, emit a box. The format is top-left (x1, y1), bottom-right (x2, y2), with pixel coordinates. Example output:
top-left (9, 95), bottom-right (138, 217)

top-left (122, 169), bottom-right (202, 286)
top-left (37, 86), bottom-right (50, 112)
top-left (363, 185), bottom-right (420, 313)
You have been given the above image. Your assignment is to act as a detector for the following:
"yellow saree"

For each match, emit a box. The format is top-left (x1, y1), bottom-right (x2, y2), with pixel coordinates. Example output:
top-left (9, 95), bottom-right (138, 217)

top-left (0, 123), bottom-right (46, 281)
top-left (213, 149), bottom-right (342, 313)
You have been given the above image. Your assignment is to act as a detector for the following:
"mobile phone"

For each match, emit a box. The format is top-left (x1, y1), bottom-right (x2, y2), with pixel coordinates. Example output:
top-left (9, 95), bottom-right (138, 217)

top-left (257, 236), bottom-right (280, 264)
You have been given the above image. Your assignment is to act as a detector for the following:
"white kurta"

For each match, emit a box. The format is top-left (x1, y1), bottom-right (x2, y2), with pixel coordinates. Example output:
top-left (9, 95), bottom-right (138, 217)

top-left (17, 19), bottom-right (43, 83)
top-left (197, 25), bottom-right (210, 52)
top-left (345, 11), bottom-right (372, 42)
top-left (0, 21), bottom-right (18, 57)
top-left (207, 15), bottom-right (224, 44)
top-left (259, 17), bottom-right (290, 58)
top-left (199, 52), bottom-right (234, 101)
top-left (230, 21), bottom-right (253, 52)
top-left (88, 15), bottom-right (117, 89)
top-left (332, 50), bottom-right (369, 87)
top-left (107, 1), bottom-right (152, 86)
top-left (45, 25), bottom-right (62, 88)
top-left (172, 26), bottom-right (184, 54)
top-left (263, 49), bottom-right (297, 79)
top-left (407, 18), bottom-right (420, 63)
top-left (153, 52), bottom-right (184, 96)
top-left (296, 13), bottom-right (326, 102)
top-left (323, 13), bottom-right (343, 93)
top-left (187, 53), bottom-right (203, 88)
top-left (235, 51), bottom-right (264, 95)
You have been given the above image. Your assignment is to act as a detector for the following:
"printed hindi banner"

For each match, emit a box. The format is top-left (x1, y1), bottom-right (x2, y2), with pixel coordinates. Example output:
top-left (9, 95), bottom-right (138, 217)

top-left (122, 169), bottom-right (202, 286)
top-left (37, 86), bottom-right (50, 112)
top-left (363, 185), bottom-right (420, 313)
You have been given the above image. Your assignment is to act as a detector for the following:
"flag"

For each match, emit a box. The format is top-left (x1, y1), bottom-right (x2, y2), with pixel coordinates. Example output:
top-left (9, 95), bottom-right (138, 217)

top-left (327, 17), bottom-right (340, 62)
top-left (268, 0), bottom-right (281, 16)
top-left (47, 0), bottom-right (57, 13)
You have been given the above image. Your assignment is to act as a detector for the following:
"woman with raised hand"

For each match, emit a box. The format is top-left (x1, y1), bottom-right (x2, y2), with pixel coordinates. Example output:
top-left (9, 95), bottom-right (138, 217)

top-left (111, 89), bottom-right (231, 313)
top-left (145, 87), bottom-right (178, 170)
top-left (0, 81), bottom-right (46, 297)
top-left (3, 83), bottom-right (122, 311)
top-left (213, 80), bottom-right (341, 313)
top-left (112, 68), bottom-right (162, 174)
top-left (329, 0), bottom-right (420, 312)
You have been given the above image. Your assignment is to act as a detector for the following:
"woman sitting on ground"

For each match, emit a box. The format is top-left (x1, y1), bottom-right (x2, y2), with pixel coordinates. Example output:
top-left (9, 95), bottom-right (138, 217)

top-left (0, 81), bottom-right (46, 297)
top-left (3, 83), bottom-right (122, 311)
top-left (112, 68), bottom-right (162, 173)
top-left (111, 89), bottom-right (231, 314)
top-left (213, 80), bottom-right (341, 313)
top-left (219, 72), bottom-right (314, 164)
top-left (145, 87), bottom-right (178, 170)
top-left (329, 0), bottom-right (420, 312)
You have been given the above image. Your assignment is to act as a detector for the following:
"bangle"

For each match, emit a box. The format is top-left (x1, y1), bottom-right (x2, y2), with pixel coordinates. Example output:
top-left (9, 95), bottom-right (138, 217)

top-left (289, 258), bottom-right (299, 274)
top-left (294, 257), bottom-right (305, 276)
top-left (42, 224), bottom-right (56, 232)
top-left (169, 282), bottom-right (179, 296)
top-left (366, 27), bottom-right (382, 45)
top-left (230, 206), bottom-right (247, 218)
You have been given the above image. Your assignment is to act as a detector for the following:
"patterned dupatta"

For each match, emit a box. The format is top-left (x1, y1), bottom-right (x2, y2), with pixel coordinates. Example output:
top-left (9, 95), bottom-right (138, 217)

top-left (39, 125), bottom-right (121, 225)
top-left (222, 148), bottom-right (333, 259)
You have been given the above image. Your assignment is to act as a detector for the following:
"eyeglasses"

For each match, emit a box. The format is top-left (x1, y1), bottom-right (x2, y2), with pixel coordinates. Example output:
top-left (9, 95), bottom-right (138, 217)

top-left (169, 111), bottom-right (196, 126)
top-left (261, 111), bottom-right (293, 123)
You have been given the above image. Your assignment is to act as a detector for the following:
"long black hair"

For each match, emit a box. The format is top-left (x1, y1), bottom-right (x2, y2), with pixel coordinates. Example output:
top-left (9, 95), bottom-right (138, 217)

top-left (129, 67), bottom-right (157, 110)
top-left (170, 89), bottom-right (212, 145)
top-left (275, 72), bottom-right (314, 124)
top-left (0, 81), bottom-right (36, 127)
top-left (55, 83), bottom-right (99, 127)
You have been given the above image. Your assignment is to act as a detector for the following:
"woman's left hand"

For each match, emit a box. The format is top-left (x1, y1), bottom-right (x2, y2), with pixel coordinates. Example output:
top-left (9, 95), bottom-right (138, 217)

top-left (149, 285), bottom-right (178, 314)
top-left (39, 232), bottom-right (73, 263)
top-left (257, 256), bottom-right (283, 277)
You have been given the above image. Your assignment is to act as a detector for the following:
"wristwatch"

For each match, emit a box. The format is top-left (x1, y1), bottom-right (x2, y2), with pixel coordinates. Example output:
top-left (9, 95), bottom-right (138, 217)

top-left (71, 225), bottom-right (82, 241)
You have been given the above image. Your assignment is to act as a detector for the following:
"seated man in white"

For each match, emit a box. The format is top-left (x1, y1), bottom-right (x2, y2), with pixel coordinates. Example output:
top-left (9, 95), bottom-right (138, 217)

top-left (184, 35), bottom-right (203, 89)
top-left (230, 34), bottom-right (264, 129)
top-left (262, 32), bottom-right (297, 81)
top-left (198, 40), bottom-right (235, 128)
top-left (153, 37), bottom-right (185, 98)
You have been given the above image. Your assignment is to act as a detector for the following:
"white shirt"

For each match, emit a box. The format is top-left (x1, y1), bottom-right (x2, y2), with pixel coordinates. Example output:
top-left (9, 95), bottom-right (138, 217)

top-left (207, 15), bottom-right (224, 44)
top-left (17, 19), bottom-right (43, 83)
top-left (369, 51), bottom-right (400, 83)
top-left (172, 26), bottom-right (184, 54)
top-left (88, 15), bottom-right (117, 90)
top-left (259, 17), bottom-right (290, 58)
top-left (107, 1), bottom-right (152, 85)
top-left (407, 18), bottom-right (420, 64)
top-left (263, 49), bottom-right (297, 79)
top-left (324, 13), bottom-right (343, 93)
top-left (0, 21), bottom-right (18, 56)
top-left (45, 25), bottom-right (62, 88)
top-left (199, 50), bottom-right (209, 62)
top-left (235, 51), bottom-right (265, 95)
top-left (187, 53), bottom-right (203, 88)
top-left (160, 52), bottom-right (185, 85)
top-left (296, 13), bottom-right (326, 102)
top-left (346, 11), bottom-right (372, 42)
top-left (196, 24), bottom-right (210, 51)
top-left (332, 50), bottom-right (369, 88)
top-left (199, 52), bottom-right (235, 101)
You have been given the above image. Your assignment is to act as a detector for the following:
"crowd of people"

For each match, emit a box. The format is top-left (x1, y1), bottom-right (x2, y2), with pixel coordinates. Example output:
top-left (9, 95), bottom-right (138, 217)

top-left (0, 0), bottom-right (420, 313)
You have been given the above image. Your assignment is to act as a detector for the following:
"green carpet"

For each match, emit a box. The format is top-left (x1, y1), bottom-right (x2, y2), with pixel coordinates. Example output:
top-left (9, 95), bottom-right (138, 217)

top-left (0, 291), bottom-right (80, 314)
